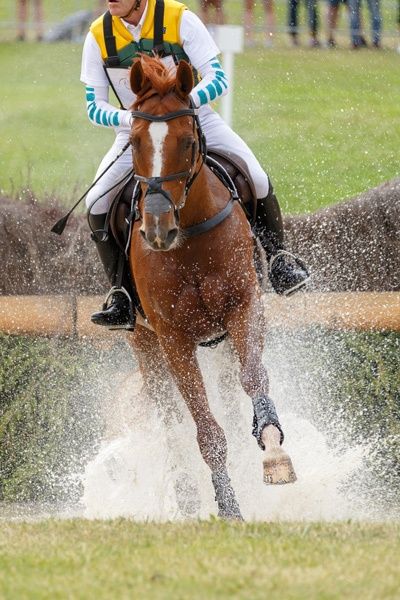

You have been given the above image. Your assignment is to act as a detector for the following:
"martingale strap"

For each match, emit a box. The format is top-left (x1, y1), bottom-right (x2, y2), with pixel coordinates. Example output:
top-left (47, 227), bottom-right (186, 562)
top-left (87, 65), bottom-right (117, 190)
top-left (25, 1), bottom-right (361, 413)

top-left (131, 105), bottom-right (240, 237)
top-left (183, 198), bottom-right (236, 238)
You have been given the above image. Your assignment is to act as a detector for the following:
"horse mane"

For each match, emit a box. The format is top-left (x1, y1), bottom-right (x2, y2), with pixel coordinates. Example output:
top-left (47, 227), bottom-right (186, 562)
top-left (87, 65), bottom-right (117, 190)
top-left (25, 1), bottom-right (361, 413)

top-left (134, 54), bottom-right (176, 100)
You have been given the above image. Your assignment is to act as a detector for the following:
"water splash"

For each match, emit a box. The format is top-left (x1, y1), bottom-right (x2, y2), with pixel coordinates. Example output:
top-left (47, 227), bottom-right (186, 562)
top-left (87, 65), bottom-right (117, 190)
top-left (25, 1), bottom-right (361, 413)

top-left (82, 340), bottom-right (375, 522)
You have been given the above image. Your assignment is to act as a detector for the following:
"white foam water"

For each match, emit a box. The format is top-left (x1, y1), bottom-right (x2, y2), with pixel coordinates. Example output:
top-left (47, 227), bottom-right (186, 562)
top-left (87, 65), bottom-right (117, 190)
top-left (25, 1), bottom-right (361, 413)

top-left (82, 342), bottom-right (374, 522)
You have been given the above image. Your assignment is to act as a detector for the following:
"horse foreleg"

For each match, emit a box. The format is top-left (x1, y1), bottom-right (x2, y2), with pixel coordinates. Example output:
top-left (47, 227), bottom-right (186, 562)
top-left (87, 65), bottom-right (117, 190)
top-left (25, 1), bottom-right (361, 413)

top-left (128, 325), bottom-right (204, 517)
top-left (225, 296), bottom-right (297, 485)
top-left (127, 325), bottom-right (182, 425)
top-left (157, 329), bottom-right (243, 520)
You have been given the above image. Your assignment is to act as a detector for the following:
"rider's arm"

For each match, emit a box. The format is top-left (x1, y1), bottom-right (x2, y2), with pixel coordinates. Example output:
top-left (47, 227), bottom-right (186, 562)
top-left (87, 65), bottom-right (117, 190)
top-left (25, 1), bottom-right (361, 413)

top-left (81, 31), bottom-right (132, 129)
top-left (190, 57), bottom-right (228, 107)
top-left (180, 10), bottom-right (230, 108)
top-left (84, 84), bottom-right (132, 128)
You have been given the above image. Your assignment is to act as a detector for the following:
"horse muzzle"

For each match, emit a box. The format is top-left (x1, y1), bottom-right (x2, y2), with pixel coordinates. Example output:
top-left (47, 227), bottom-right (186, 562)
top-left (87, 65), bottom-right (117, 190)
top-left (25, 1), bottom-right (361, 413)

top-left (141, 192), bottom-right (179, 251)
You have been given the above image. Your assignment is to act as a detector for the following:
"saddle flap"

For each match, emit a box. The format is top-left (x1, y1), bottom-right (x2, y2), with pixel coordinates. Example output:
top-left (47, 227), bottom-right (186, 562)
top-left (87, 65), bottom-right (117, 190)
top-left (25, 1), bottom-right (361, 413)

top-left (207, 149), bottom-right (258, 222)
top-left (109, 175), bottom-right (137, 252)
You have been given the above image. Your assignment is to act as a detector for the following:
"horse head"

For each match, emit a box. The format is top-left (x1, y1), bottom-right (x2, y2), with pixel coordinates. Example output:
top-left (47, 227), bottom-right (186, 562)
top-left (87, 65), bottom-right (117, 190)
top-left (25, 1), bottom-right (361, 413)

top-left (129, 55), bottom-right (202, 251)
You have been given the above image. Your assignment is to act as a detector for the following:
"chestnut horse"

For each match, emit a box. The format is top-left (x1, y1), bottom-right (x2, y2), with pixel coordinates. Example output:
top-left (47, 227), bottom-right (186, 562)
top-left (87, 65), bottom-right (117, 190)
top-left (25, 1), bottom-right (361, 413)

top-left (127, 55), bottom-right (296, 520)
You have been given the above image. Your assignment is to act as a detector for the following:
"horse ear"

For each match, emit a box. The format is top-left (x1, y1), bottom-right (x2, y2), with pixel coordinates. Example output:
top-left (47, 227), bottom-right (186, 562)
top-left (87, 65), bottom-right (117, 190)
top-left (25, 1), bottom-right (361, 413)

top-left (175, 60), bottom-right (194, 100)
top-left (130, 59), bottom-right (150, 96)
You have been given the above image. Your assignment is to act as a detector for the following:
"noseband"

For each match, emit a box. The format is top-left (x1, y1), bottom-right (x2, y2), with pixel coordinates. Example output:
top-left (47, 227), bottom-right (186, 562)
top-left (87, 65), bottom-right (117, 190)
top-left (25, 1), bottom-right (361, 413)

top-left (131, 104), bottom-right (206, 223)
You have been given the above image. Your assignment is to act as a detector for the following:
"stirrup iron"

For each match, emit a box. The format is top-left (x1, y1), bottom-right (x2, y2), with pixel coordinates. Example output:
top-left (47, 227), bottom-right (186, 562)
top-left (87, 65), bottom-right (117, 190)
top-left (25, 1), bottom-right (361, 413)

top-left (102, 286), bottom-right (136, 331)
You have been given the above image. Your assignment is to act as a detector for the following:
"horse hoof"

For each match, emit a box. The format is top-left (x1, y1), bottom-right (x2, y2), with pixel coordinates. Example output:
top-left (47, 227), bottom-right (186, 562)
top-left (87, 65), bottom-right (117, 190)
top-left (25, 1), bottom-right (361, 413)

top-left (212, 469), bottom-right (244, 521)
top-left (263, 448), bottom-right (297, 485)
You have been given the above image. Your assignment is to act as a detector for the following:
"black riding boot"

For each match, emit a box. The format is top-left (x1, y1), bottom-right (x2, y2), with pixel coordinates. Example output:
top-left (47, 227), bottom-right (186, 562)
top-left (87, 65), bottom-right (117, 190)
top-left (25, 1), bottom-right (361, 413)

top-left (89, 213), bottom-right (134, 328)
top-left (255, 184), bottom-right (310, 295)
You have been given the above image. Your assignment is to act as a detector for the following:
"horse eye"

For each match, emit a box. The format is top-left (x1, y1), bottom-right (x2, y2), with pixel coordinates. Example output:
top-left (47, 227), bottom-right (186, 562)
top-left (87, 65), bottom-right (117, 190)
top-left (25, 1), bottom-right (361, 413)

top-left (181, 137), bottom-right (194, 150)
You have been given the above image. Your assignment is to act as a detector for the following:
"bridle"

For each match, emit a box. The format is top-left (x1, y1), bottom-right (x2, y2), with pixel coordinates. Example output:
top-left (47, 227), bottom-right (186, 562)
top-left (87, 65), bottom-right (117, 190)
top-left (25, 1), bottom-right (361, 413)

top-left (131, 101), bottom-right (206, 224)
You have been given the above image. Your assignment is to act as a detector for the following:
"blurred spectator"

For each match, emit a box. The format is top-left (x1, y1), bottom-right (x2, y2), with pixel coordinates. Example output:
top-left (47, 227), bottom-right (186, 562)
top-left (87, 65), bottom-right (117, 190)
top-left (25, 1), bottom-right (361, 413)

top-left (244, 0), bottom-right (276, 48)
top-left (326, 0), bottom-right (366, 48)
top-left (348, 0), bottom-right (381, 48)
top-left (326, 0), bottom-right (346, 47)
top-left (288, 0), bottom-right (320, 47)
top-left (199, 0), bottom-right (225, 25)
top-left (17, 0), bottom-right (44, 41)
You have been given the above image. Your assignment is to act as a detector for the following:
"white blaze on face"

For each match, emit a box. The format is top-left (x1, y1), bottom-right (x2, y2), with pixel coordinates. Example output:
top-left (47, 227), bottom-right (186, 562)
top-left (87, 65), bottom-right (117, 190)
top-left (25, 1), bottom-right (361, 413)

top-left (149, 122), bottom-right (168, 177)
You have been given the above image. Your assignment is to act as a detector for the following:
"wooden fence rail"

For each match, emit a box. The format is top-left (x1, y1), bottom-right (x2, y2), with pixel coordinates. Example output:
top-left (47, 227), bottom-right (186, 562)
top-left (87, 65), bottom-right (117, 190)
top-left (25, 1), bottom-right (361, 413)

top-left (0, 293), bottom-right (399, 338)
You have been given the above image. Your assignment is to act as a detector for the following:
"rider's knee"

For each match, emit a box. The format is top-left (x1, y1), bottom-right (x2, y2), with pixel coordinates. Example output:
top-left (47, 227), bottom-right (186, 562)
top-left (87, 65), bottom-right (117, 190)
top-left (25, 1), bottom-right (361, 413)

top-left (253, 170), bottom-right (270, 199)
top-left (86, 186), bottom-right (112, 215)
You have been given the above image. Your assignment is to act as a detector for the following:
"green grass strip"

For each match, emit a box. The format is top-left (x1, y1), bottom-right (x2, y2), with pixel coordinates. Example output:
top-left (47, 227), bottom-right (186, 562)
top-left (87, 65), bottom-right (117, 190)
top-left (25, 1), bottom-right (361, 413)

top-left (0, 520), bottom-right (399, 599)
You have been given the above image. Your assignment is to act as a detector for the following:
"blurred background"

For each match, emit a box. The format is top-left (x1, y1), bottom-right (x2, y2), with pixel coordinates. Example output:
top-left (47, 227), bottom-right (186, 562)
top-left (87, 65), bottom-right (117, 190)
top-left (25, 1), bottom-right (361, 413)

top-left (0, 0), bottom-right (398, 213)
top-left (0, 0), bottom-right (399, 47)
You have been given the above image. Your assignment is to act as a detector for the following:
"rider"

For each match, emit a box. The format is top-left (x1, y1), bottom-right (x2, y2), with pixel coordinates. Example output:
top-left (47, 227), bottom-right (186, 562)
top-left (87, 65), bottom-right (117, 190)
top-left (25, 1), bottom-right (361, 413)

top-left (81, 0), bottom-right (310, 327)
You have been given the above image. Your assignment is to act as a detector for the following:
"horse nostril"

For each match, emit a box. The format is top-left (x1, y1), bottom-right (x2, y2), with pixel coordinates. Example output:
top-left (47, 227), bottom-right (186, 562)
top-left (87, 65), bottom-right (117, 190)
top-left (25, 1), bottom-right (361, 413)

top-left (142, 227), bottom-right (156, 244)
top-left (166, 228), bottom-right (179, 246)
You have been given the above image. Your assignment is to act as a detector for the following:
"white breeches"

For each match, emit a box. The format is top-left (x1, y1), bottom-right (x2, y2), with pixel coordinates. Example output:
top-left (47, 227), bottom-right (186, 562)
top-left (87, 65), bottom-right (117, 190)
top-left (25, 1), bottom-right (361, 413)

top-left (86, 105), bottom-right (270, 215)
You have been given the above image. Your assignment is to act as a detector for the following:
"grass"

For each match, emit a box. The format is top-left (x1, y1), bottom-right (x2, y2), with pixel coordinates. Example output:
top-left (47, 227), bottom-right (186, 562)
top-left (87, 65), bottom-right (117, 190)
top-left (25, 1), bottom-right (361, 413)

top-left (1, 40), bottom-right (398, 213)
top-left (0, 520), bottom-right (399, 599)
top-left (235, 46), bottom-right (398, 212)
top-left (0, 42), bottom-right (114, 205)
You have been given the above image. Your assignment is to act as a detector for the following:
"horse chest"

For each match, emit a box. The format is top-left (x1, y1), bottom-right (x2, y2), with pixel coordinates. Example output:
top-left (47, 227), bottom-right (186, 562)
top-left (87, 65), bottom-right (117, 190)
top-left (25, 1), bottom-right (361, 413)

top-left (132, 217), bottom-right (256, 334)
top-left (135, 251), bottom-right (253, 334)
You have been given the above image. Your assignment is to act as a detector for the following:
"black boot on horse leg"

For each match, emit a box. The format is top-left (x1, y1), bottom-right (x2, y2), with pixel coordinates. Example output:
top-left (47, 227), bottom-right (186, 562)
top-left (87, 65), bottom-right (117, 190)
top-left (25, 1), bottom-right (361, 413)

top-left (89, 212), bottom-right (134, 328)
top-left (252, 396), bottom-right (297, 484)
top-left (255, 182), bottom-right (310, 296)
top-left (212, 468), bottom-right (243, 520)
top-left (197, 418), bottom-right (242, 520)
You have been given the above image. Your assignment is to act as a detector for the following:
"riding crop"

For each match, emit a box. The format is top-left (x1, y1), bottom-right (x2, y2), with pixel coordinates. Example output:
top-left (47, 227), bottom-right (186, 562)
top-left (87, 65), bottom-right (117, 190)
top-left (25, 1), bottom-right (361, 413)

top-left (50, 141), bottom-right (131, 236)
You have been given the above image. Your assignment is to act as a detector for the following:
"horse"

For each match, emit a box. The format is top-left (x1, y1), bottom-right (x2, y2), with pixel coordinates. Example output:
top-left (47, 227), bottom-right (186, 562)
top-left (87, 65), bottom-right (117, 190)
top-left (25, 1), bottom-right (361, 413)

top-left (126, 54), bottom-right (296, 520)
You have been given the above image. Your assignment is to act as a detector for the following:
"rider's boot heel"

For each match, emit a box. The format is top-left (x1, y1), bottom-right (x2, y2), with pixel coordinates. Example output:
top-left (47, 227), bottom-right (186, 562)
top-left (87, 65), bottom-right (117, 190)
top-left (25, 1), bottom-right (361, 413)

top-left (254, 183), bottom-right (310, 295)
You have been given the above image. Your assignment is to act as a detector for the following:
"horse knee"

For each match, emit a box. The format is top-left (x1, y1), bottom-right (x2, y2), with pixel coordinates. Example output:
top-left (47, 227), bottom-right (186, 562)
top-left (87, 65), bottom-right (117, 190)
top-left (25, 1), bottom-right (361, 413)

top-left (239, 365), bottom-right (269, 397)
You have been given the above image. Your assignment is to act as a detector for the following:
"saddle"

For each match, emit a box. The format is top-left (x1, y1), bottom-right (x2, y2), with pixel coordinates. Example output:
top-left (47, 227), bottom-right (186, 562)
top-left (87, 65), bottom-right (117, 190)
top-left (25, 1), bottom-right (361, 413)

top-left (109, 150), bottom-right (258, 252)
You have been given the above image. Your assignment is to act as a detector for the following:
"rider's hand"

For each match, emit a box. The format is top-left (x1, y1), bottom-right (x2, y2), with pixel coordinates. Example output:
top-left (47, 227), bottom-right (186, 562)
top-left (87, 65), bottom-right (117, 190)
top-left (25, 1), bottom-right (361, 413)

top-left (120, 111), bottom-right (133, 128)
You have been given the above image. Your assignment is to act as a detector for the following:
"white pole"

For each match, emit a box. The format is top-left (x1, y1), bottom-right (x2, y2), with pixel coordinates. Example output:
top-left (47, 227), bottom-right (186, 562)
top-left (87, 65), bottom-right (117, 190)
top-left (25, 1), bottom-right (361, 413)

top-left (210, 25), bottom-right (244, 128)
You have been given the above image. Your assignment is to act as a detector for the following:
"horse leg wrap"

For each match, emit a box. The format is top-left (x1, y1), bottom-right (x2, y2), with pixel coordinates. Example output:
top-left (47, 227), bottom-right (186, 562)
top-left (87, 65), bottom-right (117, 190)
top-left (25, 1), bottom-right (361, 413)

top-left (252, 395), bottom-right (284, 450)
top-left (211, 468), bottom-right (243, 520)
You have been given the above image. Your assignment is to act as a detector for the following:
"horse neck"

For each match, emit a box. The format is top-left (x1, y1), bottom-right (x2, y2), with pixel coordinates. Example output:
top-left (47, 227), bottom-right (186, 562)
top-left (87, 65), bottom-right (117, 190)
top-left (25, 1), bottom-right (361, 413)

top-left (179, 164), bottom-right (230, 229)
